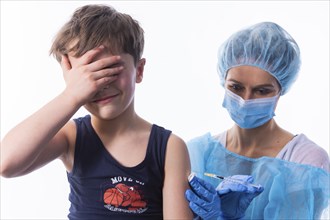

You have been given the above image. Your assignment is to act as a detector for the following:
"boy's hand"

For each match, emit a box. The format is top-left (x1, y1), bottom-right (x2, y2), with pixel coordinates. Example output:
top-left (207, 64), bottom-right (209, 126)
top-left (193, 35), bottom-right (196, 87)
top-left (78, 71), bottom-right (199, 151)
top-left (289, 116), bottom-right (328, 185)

top-left (60, 46), bottom-right (123, 106)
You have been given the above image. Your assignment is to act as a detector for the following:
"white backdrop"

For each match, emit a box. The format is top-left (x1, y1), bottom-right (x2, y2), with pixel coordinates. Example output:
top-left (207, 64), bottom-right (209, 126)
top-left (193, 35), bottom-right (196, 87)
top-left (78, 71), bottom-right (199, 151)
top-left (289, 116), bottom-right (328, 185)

top-left (1, 1), bottom-right (329, 219)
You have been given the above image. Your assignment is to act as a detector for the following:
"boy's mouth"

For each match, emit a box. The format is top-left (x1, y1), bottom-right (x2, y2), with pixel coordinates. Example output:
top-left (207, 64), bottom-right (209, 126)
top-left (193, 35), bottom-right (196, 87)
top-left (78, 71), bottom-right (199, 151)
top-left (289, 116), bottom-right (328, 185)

top-left (93, 94), bottom-right (118, 103)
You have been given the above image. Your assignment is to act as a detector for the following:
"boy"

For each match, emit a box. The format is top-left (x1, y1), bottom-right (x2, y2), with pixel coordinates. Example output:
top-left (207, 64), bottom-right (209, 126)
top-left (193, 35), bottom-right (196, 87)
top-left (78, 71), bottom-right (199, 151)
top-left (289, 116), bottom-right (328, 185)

top-left (1, 4), bottom-right (193, 219)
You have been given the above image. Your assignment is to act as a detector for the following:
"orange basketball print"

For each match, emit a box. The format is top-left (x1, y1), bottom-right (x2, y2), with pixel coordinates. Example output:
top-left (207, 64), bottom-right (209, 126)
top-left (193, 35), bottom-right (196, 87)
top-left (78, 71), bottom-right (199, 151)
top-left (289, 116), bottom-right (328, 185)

top-left (103, 183), bottom-right (147, 211)
top-left (103, 188), bottom-right (124, 207)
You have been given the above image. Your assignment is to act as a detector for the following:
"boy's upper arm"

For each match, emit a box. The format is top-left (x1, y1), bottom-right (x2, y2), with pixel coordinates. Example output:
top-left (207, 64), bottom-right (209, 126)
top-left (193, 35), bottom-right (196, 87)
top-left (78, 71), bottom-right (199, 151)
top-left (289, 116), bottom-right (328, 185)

top-left (163, 133), bottom-right (193, 219)
top-left (22, 120), bottom-right (76, 175)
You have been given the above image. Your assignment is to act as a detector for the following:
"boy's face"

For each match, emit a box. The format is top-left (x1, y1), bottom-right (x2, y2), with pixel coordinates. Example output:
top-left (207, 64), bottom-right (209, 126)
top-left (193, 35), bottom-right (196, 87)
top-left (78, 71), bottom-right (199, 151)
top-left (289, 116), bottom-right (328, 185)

top-left (68, 50), bottom-right (145, 120)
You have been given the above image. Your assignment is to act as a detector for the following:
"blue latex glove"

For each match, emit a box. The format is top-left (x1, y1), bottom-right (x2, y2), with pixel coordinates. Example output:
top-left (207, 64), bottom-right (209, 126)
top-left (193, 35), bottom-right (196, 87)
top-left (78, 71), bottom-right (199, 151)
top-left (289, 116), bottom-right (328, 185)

top-left (185, 175), bottom-right (223, 220)
top-left (216, 175), bottom-right (264, 219)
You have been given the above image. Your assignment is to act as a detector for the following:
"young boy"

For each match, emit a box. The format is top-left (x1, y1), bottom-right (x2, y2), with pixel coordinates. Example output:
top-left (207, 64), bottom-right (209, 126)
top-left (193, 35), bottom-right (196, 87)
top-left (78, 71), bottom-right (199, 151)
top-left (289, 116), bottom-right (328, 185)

top-left (0, 4), bottom-right (193, 219)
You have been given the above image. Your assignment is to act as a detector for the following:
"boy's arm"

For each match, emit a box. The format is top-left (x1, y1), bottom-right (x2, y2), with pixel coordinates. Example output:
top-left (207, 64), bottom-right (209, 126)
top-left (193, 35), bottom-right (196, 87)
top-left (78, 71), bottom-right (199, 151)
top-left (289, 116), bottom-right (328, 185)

top-left (163, 134), bottom-right (193, 219)
top-left (1, 46), bottom-right (123, 177)
top-left (0, 92), bottom-right (79, 178)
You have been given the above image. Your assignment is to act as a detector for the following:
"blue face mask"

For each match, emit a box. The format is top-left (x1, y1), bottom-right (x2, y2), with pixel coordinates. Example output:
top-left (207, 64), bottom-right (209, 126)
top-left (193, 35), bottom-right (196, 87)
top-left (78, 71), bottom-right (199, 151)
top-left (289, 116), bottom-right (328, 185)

top-left (222, 89), bottom-right (279, 129)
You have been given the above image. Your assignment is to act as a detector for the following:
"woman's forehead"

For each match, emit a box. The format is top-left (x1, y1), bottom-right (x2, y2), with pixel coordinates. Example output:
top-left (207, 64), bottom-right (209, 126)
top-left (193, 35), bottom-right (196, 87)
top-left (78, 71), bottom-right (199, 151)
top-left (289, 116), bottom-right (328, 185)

top-left (227, 66), bottom-right (277, 82)
top-left (226, 65), bottom-right (281, 90)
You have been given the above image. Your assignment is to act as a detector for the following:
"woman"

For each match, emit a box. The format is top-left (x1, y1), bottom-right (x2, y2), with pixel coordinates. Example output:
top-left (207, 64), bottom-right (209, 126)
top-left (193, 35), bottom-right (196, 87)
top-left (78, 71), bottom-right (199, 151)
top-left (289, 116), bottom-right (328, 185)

top-left (185, 22), bottom-right (330, 219)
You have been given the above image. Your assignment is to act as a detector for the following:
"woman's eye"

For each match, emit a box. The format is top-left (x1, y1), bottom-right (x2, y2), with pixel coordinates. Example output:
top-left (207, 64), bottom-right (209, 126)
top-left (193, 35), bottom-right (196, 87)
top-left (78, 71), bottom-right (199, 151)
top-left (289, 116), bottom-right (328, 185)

top-left (230, 84), bottom-right (243, 91)
top-left (256, 88), bottom-right (271, 95)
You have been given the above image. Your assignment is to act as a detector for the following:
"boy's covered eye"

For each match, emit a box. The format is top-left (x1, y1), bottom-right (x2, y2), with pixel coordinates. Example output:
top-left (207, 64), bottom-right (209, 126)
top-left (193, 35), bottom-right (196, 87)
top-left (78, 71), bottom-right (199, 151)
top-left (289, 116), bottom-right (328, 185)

top-left (109, 64), bottom-right (121, 68)
top-left (110, 73), bottom-right (120, 77)
top-left (106, 60), bottom-right (124, 69)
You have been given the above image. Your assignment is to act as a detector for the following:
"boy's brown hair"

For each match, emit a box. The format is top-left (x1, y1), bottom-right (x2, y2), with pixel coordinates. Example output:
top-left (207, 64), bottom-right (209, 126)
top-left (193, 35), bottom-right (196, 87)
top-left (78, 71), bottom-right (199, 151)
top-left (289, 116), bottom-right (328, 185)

top-left (49, 4), bottom-right (144, 65)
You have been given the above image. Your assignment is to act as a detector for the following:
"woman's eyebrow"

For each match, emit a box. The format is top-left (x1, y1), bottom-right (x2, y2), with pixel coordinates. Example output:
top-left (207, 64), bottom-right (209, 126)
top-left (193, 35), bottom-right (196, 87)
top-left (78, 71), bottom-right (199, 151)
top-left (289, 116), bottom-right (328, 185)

top-left (226, 79), bottom-right (242, 84)
top-left (253, 84), bottom-right (276, 88)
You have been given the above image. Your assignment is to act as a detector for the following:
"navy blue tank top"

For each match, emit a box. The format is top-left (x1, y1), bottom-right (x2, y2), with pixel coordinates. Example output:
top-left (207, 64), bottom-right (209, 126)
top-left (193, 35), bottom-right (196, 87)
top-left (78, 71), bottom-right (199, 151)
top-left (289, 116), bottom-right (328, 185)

top-left (67, 115), bottom-right (171, 219)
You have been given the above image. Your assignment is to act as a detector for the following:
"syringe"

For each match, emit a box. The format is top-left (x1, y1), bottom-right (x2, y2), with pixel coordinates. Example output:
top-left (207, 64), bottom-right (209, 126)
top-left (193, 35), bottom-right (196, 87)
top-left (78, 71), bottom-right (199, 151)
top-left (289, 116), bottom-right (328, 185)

top-left (204, 172), bottom-right (260, 188)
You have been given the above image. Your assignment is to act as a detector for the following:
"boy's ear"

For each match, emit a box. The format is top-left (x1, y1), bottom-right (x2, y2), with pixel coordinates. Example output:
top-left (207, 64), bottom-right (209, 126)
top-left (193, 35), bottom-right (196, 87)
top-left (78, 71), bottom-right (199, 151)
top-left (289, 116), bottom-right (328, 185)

top-left (136, 58), bottom-right (146, 83)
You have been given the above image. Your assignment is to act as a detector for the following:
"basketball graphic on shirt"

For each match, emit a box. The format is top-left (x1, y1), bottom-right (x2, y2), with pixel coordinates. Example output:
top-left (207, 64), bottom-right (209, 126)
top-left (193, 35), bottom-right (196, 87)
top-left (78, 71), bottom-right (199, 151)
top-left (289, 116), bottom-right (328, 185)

top-left (116, 183), bottom-right (147, 210)
top-left (103, 183), bottom-right (147, 210)
top-left (104, 188), bottom-right (124, 207)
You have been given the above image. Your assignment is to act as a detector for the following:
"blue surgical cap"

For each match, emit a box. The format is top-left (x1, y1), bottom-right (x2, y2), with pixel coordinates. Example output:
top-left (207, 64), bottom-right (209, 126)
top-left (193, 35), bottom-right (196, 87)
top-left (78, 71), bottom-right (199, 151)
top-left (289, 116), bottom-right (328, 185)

top-left (217, 22), bottom-right (301, 95)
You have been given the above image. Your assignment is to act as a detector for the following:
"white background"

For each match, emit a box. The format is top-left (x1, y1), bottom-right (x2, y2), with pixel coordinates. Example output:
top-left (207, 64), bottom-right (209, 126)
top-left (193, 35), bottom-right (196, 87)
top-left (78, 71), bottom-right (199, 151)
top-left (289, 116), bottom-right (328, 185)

top-left (1, 1), bottom-right (329, 219)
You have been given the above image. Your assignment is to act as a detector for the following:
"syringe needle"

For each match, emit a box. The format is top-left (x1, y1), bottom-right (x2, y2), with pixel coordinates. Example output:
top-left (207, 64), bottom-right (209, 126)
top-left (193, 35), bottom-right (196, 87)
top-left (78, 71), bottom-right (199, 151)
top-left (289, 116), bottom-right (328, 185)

top-left (204, 172), bottom-right (260, 188)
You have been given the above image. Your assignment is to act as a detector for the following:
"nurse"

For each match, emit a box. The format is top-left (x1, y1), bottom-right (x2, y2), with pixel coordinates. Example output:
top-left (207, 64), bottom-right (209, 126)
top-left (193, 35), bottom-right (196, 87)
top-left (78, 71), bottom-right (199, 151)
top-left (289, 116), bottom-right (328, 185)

top-left (185, 22), bottom-right (330, 219)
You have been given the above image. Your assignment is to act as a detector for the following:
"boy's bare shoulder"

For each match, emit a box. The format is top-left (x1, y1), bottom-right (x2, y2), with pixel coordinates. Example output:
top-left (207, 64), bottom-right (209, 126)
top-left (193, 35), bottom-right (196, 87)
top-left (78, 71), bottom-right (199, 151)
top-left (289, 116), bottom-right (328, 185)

top-left (166, 133), bottom-right (189, 158)
top-left (62, 119), bottom-right (77, 142)
top-left (168, 133), bottom-right (186, 147)
top-left (59, 120), bottom-right (77, 172)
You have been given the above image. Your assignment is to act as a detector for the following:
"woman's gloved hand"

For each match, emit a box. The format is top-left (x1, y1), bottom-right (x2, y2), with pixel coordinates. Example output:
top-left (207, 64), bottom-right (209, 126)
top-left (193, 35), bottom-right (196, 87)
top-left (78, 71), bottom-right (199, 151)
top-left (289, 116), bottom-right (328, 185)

top-left (185, 174), bottom-right (264, 220)
top-left (185, 175), bottom-right (223, 220)
top-left (216, 175), bottom-right (264, 219)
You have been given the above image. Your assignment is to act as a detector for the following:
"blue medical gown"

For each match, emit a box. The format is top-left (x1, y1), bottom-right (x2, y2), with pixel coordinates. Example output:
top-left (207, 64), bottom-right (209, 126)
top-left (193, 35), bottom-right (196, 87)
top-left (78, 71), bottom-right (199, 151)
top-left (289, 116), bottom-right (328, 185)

top-left (187, 133), bottom-right (330, 219)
